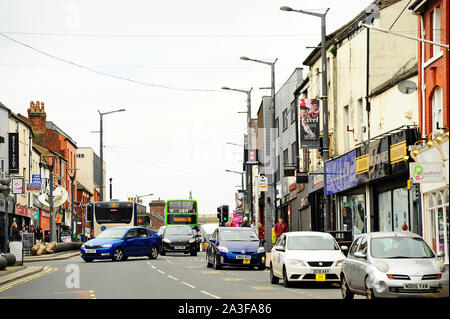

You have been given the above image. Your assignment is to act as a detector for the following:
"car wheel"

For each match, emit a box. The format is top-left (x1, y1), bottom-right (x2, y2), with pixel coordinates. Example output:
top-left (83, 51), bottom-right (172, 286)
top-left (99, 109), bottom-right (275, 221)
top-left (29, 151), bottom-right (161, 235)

top-left (206, 254), bottom-right (213, 268)
top-left (160, 249), bottom-right (166, 256)
top-left (213, 254), bottom-right (222, 270)
top-left (149, 246), bottom-right (159, 259)
top-left (82, 257), bottom-right (94, 263)
top-left (113, 247), bottom-right (125, 261)
top-left (282, 267), bottom-right (291, 288)
top-left (190, 250), bottom-right (197, 256)
top-left (270, 264), bottom-right (279, 284)
top-left (365, 277), bottom-right (376, 300)
top-left (258, 265), bottom-right (266, 270)
top-left (340, 274), bottom-right (354, 300)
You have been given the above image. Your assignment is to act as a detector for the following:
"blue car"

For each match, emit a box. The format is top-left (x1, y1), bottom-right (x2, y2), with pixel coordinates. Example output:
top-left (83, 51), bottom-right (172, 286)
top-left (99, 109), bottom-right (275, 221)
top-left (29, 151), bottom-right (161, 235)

top-left (80, 226), bottom-right (162, 262)
top-left (206, 227), bottom-right (266, 270)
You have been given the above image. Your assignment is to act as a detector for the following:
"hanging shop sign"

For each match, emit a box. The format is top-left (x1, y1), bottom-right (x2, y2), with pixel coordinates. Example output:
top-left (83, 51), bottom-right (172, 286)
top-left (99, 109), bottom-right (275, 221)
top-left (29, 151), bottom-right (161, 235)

top-left (299, 99), bottom-right (320, 149)
top-left (410, 162), bottom-right (444, 183)
top-left (8, 132), bottom-right (19, 173)
top-left (325, 150), bottom-right (357, 195)
top-left (244, 149), bottom-right (259, 165)
top-left (12, 177), bottom-right (24, 194)
top-left (390, 128), bottom-right (419, 174)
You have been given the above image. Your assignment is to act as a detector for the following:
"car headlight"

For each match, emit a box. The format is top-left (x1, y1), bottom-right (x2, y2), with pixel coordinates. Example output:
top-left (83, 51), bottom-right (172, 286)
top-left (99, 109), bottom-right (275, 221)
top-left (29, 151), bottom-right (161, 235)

top-left (335, 259), bottom-right (344, 267)
top-left (101, 244), bottom-right (112, 248)
top-left (257, 246), bottom-right (265, 253)
top-left (217, 246), bottom-right (229, 253)
top-left (286, 259), bottom-right (306, 267)
top-left (188, 238), bottom-right (196, 243)
top-left (81, 244), bottom-right (85, 249)
top-left (163, 238), bottom-right (171, 243)
top-left (374, 260), bottom-right (389, 273)
top-left (435, 260), bottom-right (445, 272)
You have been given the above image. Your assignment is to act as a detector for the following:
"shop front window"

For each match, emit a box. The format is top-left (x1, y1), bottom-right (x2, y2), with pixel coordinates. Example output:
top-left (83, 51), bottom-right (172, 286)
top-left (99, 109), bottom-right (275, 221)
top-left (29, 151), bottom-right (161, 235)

top-left (378, 191), bottom-right (392, 232)
top-left (341, 194), bottom-right (365, 239)
top-left (393, 188), bottom-right (409, 232)
top-left (427, 190), bottom-right (449, 264)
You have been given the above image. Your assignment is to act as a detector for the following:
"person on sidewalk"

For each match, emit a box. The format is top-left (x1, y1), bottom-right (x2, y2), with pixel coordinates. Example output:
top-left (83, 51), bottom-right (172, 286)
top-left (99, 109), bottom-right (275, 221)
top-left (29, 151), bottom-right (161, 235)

top-left (275, 217), bottom-right (288, 239)
top-left (10, 221), bottom-right (21, 241)
top-left (241, 217), bottom-right (249, 227)
top-left (258, 223), bottom-right (265, 241)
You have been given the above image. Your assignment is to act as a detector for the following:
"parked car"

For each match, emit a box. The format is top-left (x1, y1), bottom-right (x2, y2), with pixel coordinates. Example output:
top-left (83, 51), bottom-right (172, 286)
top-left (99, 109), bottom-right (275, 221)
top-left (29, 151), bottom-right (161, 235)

top-left (160, 225), bottom-right (201, 256)
top-left (340, 232), bottom-right (448, 299)
top-left (206, 227), bottom-right (266, 270)
top-left (80, 226), bottom-right (162, 262)
top-left (270, 231), bottom-right (347, 287)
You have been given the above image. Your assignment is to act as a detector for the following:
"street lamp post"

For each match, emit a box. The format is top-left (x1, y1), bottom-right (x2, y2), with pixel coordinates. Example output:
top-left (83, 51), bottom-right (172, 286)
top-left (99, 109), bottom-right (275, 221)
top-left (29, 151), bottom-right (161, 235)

top-left (98, 108), bottom-right (126, 202)
top-left (222, 87), bottom-right (254, 220)
top-left (225, 170), bottom-right (244, 192)
top-left (239, 56), bottom-right (277, 252)
top-left (67, 168), bottom-right (78, 240)
top-left (280, 6), bottom-right (331, 232)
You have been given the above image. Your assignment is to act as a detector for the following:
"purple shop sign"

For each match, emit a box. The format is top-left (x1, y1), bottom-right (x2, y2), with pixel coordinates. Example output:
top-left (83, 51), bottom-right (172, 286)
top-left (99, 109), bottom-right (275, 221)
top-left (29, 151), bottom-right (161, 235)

top-left (325, 150), bottom-right (357, 195)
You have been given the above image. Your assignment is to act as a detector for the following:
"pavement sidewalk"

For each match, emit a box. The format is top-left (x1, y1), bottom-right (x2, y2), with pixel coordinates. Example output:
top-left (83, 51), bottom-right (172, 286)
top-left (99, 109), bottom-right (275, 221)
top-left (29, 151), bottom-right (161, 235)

top-left (0, 250), bottom-right (80, 286)
top-left (23, 250), bottom-right (80, 263)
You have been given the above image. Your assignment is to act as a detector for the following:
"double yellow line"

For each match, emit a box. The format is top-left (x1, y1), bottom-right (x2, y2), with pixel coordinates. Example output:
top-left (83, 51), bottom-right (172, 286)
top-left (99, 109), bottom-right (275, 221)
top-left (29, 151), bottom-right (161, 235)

top-left (0, 267), bottom-right (58, 293)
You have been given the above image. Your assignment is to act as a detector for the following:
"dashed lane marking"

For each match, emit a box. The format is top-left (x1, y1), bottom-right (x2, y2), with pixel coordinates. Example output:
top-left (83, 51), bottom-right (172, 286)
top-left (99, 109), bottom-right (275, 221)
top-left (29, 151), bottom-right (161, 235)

top-left (167, 275), bottom-right (178, 281)
top-left (222, 277), bottom-right (244, 281)
top-left (181, 282), bottom-right (196, 289)
top-left (250, 286), bottom-right (276, 290)
top-left (200, 290), bottom-right (221, 299)
top-left (157, 269), bottom-right (166, 275)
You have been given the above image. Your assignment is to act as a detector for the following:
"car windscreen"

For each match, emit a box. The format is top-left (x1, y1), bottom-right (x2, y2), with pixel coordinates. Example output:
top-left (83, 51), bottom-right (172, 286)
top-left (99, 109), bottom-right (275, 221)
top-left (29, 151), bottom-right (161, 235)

top-left (219, 229), bottom-right (259, 241)
top-left (165, 226), bottom-right (194, 236)
top-left (95, 228), bottom-right (127, 239)
top-left (370, 237), bottom-right (435, 258)
top-left (287, 236), bottom-right (340, 250)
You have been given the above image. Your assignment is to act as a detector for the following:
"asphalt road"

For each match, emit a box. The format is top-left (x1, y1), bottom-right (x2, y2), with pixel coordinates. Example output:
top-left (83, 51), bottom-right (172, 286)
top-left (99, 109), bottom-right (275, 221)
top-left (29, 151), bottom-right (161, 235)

top-left (0, 251), bottom-right (362, 299)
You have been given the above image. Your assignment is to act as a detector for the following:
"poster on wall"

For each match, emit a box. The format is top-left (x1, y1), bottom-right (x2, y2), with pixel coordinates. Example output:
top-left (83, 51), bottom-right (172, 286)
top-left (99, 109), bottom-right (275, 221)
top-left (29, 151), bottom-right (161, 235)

top-left (12, 177), bottom-right (24, 194)
top-left (299, 99), bottom-right (320, 149)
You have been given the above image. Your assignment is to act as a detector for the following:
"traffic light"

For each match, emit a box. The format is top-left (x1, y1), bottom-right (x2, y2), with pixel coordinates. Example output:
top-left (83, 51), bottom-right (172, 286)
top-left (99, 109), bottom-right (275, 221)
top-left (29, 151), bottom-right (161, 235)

top-left (222, 205), bottom-right (229, 223)
top-left (217, 205), bottom-right (230, 225)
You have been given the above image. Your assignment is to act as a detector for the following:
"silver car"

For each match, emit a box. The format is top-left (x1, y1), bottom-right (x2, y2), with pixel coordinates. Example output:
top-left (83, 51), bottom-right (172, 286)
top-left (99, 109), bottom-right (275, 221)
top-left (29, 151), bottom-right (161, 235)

top-left (341, 232), bottom-right (448, 299)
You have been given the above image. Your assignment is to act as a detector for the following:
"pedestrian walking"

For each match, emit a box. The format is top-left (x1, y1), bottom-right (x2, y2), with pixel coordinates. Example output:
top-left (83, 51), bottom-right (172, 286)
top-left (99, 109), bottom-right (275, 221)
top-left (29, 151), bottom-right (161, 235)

top-left (258, 223), bottom-right (265, 241)
top-left (241, 217), bottom-right (249, 227)
top-left (10, 221), bottom-right (21, 241)
top-left (275, 217), bottom-right (288, 239)
top-left (35, 227), bottom-right (43, 242)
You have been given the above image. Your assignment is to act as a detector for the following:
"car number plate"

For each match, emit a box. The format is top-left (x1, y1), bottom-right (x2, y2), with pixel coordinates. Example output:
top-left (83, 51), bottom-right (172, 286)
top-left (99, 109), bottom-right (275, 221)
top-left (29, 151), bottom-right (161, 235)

top-left (312, 269), bottom-right (330, 274)
top-left (85, 249), bottom-right (96, 254)
top-left (236, 255), bottom-right (251, 260)
top-left (174, 246), bottom-right (185, 249)
top-left (243, 259), bottom-right (251, 264)
top-left (315, 274), bottom-right (326, 281)
top-left (403, 283), bottom-right (430, 290)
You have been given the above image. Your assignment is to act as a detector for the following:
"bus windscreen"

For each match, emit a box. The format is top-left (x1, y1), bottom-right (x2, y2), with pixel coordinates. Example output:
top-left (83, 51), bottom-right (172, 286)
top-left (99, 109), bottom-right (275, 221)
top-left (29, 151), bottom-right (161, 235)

top-left (95, 206), bottom-right (133, 224)
top-left (167, 201), bottom-right (197, 213)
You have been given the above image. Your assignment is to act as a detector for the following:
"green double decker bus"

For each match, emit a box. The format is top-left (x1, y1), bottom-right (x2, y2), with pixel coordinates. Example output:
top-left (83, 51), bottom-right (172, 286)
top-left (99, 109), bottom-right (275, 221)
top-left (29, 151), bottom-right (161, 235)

top-left (164, 199), bottom-right (198, 227)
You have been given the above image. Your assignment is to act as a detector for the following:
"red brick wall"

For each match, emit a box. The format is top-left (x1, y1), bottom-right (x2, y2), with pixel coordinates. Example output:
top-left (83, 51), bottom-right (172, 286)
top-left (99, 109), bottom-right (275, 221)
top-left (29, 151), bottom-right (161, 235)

top-left (417, 0), bottom-right (449, 137)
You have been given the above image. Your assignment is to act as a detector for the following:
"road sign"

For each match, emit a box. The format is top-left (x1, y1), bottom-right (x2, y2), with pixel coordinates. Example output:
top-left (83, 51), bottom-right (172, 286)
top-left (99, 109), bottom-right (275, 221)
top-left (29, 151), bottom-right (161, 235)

top-left (258, 175), bottom-right (268, 191)
top-left (32, 174), bottom-right (41, 184)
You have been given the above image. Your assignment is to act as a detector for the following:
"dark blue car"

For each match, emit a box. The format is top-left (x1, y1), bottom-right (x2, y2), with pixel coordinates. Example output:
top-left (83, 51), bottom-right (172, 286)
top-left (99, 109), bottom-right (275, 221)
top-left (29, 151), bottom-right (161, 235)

top-left (80, 226), bottom-right (162, 262)
top-left (206, 227), bottom-right (266, 270)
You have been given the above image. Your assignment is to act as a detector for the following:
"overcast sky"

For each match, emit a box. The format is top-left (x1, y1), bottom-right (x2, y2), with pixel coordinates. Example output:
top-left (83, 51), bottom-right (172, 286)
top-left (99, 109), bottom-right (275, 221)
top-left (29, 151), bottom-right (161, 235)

top-left (0, 0), bottom-right (373, 214)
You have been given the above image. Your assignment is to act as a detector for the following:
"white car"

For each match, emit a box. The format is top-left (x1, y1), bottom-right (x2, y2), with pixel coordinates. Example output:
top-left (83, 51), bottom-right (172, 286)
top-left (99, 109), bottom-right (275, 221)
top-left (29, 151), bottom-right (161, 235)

top-left (270, 231), bottom-right (348, 287)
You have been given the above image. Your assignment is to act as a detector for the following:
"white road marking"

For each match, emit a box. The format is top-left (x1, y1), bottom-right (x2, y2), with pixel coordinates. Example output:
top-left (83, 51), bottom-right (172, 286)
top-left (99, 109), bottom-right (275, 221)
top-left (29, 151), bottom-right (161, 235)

top-left (181, 282), bottom-right (196, 289)
top-left (157, 269), bottom-right (166, 275)
top-left (200, 290), bottom-right (221, 299)
top-left (167, 275), bottom-right (178, 281)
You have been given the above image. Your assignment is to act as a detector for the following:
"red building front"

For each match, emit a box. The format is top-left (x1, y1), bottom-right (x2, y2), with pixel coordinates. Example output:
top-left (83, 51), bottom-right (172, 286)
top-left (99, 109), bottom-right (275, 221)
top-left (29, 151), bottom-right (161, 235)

top-left (410, 0), bottom-right (449, 137)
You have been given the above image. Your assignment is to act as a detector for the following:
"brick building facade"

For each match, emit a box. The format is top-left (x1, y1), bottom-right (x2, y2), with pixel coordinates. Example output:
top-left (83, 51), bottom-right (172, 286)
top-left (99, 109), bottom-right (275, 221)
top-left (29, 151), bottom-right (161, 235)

top-left (149, 199), bottom-right (165, 229)
top-left (410, 0), bottom-right (449, 137)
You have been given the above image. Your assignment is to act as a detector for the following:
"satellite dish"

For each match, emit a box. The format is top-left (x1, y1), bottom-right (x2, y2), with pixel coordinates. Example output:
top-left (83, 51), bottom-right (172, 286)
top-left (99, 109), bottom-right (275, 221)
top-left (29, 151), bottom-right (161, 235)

top-left (37, 185), bottom-right (68, 208)
top-left (398, 80), bottom-right (418, 94)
